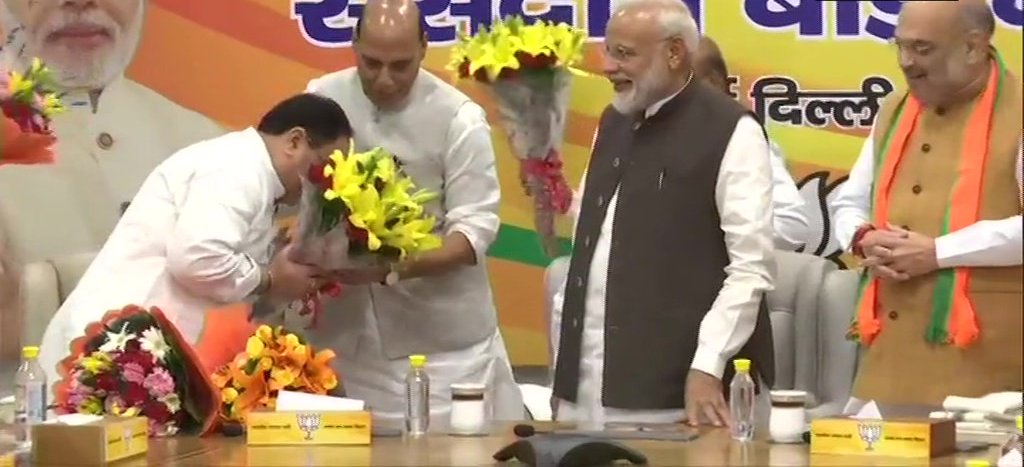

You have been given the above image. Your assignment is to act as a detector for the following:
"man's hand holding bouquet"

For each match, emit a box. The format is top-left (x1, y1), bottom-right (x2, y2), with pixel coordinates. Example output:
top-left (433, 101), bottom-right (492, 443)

top-left (285, 141), bottom-right (443, 326)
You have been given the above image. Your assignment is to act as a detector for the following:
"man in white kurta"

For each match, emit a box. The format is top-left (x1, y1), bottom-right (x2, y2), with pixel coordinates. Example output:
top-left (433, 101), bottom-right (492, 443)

top-left (549, 0), bottom-right (775, 426)
top-left (694, 36), bottom-right (810, 251)
top-left (36, 94), bottom-right (352, 396)
top-left (295, 0), bottom-right (523, 426)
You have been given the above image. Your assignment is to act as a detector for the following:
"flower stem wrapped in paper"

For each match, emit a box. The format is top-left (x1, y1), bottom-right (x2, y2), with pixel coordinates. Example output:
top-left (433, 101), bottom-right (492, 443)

top-left (53, 305), bottom-right (224, 437)
top-left (1, 58), bottom-right (63, 165)
top-left (448, 16), bottom-right (587, 258)
top-left (286, 141), bottom-right (443, 325)
top-left (211, 325), bottom-right (339, 425)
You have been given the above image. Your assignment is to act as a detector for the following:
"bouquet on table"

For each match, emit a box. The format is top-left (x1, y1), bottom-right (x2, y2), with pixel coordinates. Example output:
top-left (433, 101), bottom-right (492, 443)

top-left (448, 16), bottom-right (587, 257)
top-left (286, 141), bottom-right (443, 326)
top-left (211, 324), bottom-right (339, 425)
top-left (53, 305), bottom-right (221, 437)
top-left (1, 58), bottom-right (63, 165)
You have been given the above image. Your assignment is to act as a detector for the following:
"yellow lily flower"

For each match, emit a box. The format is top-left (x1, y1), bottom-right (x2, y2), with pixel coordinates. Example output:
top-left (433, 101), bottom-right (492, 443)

top-left (345, 187), bottom-right (387, 251)
top-left (245, 336), bottom-right (265, 359)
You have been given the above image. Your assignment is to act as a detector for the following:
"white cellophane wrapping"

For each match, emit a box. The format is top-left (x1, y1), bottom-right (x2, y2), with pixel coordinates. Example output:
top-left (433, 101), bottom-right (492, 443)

top-left (488, 70), bottom-right (573, 258)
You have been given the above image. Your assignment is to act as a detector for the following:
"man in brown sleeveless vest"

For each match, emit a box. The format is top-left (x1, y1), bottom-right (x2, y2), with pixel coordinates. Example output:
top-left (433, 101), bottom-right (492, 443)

top-left (832, 0), bottom-right (1022, 406)
top-left (551, 0), bottom-right (776, 427)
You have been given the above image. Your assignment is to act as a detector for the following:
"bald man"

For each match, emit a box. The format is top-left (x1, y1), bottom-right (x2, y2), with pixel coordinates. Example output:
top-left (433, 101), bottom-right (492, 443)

top-left (694, 36), bottom-right (810, 251)
top-left (833, 0), bottom-right (1022, 405)
top-left (296, 0), bottom-right (524, 424)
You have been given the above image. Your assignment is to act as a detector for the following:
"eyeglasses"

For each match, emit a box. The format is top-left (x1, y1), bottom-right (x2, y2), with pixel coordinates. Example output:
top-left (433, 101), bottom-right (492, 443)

top-left (604, 36), bottom-right (679, 63)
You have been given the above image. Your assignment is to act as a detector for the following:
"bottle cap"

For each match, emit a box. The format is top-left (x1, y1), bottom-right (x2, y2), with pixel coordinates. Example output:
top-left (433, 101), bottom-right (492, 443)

top-left (22, 346), bottom-right (39, 358)
top-left (409, 354), bottom-right (426, 368)
top-left (733, 358), bottom-right (751, 373)
top-left (1017, 415), bottom-right (1022, 431)
top-left (965, 460), bottom-right (990, 467)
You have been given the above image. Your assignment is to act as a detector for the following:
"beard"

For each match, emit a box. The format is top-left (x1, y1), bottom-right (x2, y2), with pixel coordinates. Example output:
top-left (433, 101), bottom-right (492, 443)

top-left (610, 61), bottom-right (671, 115)
top-left (0, 1), bottom-right (144, 90)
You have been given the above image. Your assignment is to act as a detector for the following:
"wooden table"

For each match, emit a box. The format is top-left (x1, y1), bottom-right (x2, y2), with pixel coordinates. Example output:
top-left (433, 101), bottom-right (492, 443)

top-left (114, 424), bottom-right (1002, 466)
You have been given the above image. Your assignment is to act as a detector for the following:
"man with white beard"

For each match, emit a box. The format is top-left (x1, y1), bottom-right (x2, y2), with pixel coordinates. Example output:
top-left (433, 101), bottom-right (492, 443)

top-left (0, 0), bottom-right (223, 242)
top-left (0, 1), bottom-right (224, 351)
top-left (549, 0), bottom-right (776, 426)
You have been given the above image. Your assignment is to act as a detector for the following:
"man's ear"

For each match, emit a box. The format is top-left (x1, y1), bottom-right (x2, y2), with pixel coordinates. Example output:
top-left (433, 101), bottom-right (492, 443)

top-left (286, 127), bottom-right (308, 151)
top-left (965, 32), bottom-right (990, 64)
top-left (667, 37), bottom-right (687, 70)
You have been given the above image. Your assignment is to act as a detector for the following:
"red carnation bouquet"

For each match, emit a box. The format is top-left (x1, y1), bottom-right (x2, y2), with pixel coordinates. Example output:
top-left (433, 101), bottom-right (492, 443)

top-left (1, 58), bottom-right (63, 166)
top-left (54, 305), bottom-right (221, 437)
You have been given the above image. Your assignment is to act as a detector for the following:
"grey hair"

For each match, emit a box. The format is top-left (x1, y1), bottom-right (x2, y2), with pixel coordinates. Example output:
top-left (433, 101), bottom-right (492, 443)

top-left (611, 0), bottom-right (700, 54)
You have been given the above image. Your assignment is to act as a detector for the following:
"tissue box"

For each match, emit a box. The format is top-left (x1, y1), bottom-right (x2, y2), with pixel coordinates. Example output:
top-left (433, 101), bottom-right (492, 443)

top-left (246, 410), bottom-right (372, 446)
top-left (810, 417), bottom-right (956, 458)
top-left (31, 416), bottom-right (148, 464)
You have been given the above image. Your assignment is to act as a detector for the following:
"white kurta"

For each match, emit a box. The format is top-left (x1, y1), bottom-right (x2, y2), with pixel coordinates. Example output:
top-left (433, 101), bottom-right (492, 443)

top-left (300, 70), bottom-right (524, 426)
top-left (44, 76), bottom-right (225, 252)
top-left (831, 129), bottom-right (1023, 266)
top-left (551, 92), bottom-right (776, 424)
top-left (767, 142), bottom-right (812, 251)
top-left (37, 128), bottom-right (281, 396)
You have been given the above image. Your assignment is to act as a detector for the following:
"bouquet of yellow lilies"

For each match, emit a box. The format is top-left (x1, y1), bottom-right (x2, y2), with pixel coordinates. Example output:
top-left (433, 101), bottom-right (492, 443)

top-left (448, 17), bottom-right (587, 257)
top-left (286, 141), bottom-right (443, 326)
top-left (1, 58), bottom-right (64, 165)
top-left (211, 325), bottom-right (339, 425)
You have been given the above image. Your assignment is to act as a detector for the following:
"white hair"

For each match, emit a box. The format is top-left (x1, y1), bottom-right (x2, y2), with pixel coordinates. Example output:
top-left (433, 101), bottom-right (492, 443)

top-left (611, 0), bottom-right (700, 54)
top-left (0, 1), bottom-right (145, 90)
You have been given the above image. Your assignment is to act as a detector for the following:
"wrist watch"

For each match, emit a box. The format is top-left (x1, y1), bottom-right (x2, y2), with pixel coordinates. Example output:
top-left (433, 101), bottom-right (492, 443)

top-left (381, 263), bottom-right (400, 286)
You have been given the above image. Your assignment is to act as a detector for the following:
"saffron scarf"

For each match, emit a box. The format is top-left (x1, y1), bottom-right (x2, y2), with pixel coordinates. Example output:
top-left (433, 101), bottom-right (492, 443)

top-left (856, 53), bottom-right (1006, 348)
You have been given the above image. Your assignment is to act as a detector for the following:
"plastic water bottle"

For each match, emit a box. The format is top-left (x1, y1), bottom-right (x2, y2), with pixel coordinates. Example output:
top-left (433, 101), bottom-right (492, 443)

top-left (405, 354), bottom-right (429, 437)
top-left (729, 358), bottom-right (755, 442)
top-left (14, 346), bottom-right (47, 450)
top-left (1001, 415), bottom-right (1022, 456)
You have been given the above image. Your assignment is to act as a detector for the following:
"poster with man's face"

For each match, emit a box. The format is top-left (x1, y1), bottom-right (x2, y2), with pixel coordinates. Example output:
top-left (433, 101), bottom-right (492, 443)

top-left (1, 0), bottom-right (143, 88)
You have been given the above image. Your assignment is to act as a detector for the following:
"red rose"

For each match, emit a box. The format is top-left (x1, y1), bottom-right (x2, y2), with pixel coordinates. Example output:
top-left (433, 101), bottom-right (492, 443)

top-left (458, 60), bottom-right (471, 78)
top-left (120, 381), bottom-right (149, 407)
top-left (115, 348), bottom-right (154, 372)
top-left (142, 400), bottom-right (172, 424)
top-left (94, 372), bottom-right (118, 393)
top-left (123, 339), bottom-right (142, 353)
top-left (515, 51), bottom-right (556, 70)
top-left (307, 162), bottom-right (332, 190)
top-left (344, 219), bottom-right (369, 246)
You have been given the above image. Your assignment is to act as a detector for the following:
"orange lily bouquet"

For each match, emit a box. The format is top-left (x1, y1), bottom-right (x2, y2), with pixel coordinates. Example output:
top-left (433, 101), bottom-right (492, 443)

top-left (211, 325), bottom-right (339, 424)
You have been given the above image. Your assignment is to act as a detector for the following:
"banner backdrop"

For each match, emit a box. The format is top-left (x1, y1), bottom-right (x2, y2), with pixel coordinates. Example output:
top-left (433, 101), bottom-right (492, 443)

top-left (3, 0), bottom-right (1021, 365)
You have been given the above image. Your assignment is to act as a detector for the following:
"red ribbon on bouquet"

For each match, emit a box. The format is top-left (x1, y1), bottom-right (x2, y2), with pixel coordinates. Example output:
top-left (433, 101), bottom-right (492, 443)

top-left (522, 150), bottom-right (572, 214)
top-left (297, 281), bottom-right (344, 329)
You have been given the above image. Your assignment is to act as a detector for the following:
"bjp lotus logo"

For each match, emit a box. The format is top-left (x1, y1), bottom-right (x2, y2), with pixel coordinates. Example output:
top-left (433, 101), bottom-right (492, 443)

top-left (857, 422), bottom-right (883, 451)
top-left (296, 413), bottom-right (321, 440)
top-left (796, 171), bottom-right (849, 268)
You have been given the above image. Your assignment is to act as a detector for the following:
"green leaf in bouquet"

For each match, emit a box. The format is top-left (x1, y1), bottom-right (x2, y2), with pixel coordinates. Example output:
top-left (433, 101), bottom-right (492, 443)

top-left (244, 357), bottom-right (259, 376)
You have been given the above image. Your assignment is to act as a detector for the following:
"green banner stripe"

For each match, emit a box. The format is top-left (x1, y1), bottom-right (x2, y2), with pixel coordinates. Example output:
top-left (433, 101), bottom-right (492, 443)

top-left (868, 96), bottom-right (908, 214)
top-left (487, 224), bottom-right (572, 267)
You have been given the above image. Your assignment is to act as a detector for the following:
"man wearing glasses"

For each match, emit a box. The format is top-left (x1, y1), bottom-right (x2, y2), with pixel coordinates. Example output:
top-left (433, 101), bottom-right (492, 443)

top-left (550, 0), bottom-right (776, 427)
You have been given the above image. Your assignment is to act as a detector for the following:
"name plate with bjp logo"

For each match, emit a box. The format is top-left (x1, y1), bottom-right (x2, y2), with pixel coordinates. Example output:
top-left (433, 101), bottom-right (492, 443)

top-left (245, 410), bottom-right (372, 446)
top-left (810, 417), bottom-right (956, 458)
